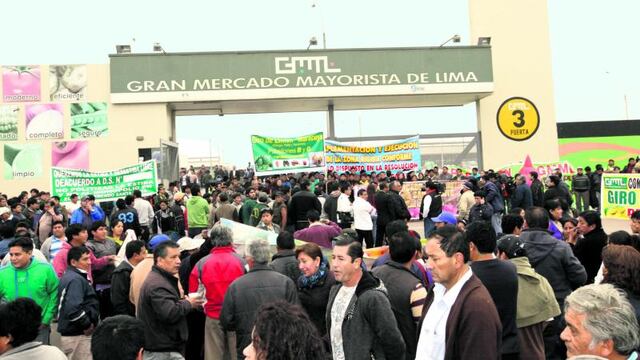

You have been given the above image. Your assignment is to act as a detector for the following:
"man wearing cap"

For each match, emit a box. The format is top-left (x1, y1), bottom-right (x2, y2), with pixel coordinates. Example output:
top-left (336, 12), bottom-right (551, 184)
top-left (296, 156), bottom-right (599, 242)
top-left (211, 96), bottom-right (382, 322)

top-left (431, 212), bottom-right (458, 230)
top-left (69, 196), bottom-right (103, 228)
top-left (457, 182), bottom-right (476, 223)
top-left (497, 235), bottom-right (560, 359)
top-left (256, 208), bottom-right (280, 234)
top-left (421, 182), bottom-right (442, 238)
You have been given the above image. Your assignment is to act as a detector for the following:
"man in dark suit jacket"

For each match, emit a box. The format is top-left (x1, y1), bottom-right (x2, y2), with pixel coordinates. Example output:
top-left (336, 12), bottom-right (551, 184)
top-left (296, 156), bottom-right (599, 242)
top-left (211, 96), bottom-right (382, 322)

top-left (417, 232), bottom-right (502, 360)
top-left (374, 182), bottom-right (391, 246)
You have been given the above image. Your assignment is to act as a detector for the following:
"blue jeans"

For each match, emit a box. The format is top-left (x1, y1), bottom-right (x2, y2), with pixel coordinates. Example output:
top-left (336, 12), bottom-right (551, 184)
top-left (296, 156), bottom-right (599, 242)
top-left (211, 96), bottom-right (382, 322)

top-left (423, 218), bottom-right (435, 238)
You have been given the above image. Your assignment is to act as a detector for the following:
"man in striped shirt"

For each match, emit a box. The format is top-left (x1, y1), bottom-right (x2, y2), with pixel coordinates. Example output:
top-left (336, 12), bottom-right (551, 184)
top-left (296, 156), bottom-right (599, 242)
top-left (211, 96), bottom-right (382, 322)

top-left (40, 221), bottom-right (66, 262)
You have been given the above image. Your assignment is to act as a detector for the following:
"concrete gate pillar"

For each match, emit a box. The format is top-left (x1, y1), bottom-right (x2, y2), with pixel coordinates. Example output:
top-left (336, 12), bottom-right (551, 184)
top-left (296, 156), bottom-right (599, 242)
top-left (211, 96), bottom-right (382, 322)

top-left (469, 0), bottom-right (560, 169)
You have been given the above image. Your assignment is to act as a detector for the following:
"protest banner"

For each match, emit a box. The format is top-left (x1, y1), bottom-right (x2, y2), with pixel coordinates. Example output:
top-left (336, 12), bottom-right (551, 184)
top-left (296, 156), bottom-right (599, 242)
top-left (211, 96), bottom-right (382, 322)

top-left (51, 160), bottom-right (157, 202)
top-left (500, 154), bottom-right (575, 179)
top-left (401, 180), bottom-right (464, 220)
top-left (600, 173), bottom-right (640, 219)
top-left (251, 132), bottom-right (325, 176)
top-left (325, 136), bottom-right (421, 173)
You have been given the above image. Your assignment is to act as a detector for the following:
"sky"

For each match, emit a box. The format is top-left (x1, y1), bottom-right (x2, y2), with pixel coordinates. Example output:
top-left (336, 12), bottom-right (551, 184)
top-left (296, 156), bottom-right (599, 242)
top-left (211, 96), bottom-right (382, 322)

top-left (2, 0), bottom-right (639, 166)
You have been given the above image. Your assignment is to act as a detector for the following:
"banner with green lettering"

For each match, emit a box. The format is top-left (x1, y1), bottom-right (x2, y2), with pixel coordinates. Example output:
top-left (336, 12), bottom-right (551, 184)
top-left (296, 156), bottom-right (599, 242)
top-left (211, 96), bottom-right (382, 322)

top-left (251, 132), bottom-right (325, 175)
top-left (51, 160), bottom-right (158, 202)
top-left (601, 173), bottom-right (640, 219)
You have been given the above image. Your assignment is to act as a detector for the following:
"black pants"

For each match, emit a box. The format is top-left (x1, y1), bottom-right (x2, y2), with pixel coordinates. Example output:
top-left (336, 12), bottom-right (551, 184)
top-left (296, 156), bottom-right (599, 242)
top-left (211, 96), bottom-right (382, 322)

top-left (356, 229), bottom-right (374, 249)
top-left (95, 287), bottom-right (113, 320)
top-left (185, 309), bottom-right (205, 360)
top-left (376, 223), bottom-right (387, 246)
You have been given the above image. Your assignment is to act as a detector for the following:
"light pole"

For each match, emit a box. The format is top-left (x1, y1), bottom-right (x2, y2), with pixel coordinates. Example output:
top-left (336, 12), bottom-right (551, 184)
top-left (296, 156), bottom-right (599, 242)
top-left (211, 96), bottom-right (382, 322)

top-left (312, 1), bottom-right (327, 49)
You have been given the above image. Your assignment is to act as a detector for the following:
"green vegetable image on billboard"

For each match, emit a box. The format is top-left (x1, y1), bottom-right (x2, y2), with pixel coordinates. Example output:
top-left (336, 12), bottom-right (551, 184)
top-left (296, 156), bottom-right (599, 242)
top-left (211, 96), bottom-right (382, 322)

top-left (4, 144), bottom-right (43, 180)
top-left (70, 102), bottom-right (108, 138)
top-left (0, 105), bottom-right (19, 141)
top-left (251, 132), bottom-right (325, 176)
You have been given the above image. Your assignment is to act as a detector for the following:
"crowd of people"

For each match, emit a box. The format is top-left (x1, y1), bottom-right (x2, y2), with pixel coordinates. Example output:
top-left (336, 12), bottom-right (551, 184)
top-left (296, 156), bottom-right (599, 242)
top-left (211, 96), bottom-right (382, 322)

top-left (0, 158), bottom-right (639, 360)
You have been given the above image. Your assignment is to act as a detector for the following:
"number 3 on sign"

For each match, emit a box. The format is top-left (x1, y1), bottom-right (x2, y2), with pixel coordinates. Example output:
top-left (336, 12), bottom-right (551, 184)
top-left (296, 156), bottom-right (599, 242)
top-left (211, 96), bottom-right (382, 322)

top-left (512, 110), bottom-right (525, 128)
top-left (496, 97), bottom-right (540, 141)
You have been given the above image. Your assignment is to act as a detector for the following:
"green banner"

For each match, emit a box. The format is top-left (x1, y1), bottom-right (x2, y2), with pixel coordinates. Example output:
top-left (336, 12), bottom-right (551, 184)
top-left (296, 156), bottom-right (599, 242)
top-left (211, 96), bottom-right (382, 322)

top-left (601, 173), bottom-right (640, 219)
top-left (251, 132), bottom-right (325, 175)
top-left (51, 160), bottom-right (158, 202)
top-left (110, 47), bottom-right (493, 103)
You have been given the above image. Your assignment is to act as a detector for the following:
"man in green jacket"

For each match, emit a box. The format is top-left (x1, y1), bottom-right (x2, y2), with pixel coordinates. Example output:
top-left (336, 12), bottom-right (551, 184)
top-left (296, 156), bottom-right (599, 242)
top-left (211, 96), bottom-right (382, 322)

top-left (497, 235), bottom-right (561, 360)
top-left (240, 188), bottom-right (258, 225)
top-left (186, 184), bottom-right (210, 237)
top-left (0, 237), bottom-right (59, 345)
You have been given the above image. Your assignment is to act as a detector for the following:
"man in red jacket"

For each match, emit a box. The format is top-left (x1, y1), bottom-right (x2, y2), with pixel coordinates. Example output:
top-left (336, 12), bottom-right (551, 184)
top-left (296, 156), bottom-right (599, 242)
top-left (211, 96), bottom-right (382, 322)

top-left (416, 232), bottom-right (502, 360)
top-left (189, 225), bottom-right (246, 360)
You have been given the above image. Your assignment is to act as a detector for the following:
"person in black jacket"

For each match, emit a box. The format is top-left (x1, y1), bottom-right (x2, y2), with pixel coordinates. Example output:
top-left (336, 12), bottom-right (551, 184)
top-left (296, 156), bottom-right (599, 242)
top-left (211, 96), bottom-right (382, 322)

top-left (573, 211), bottom-right (608, 284)
top-left (137, 241), bottom-right (204, 358)
top-left (57, 246), bottom-right (100, 360)
top-left (288, 181), bottom-right (322, 230)
top-left (110, 240), bottom-right (147, 316)
top-left (372, 232), bottom-right (426, 360)
top-left (270, 231), bottom-right (301, 283)
top-left (374, 181), bottom-right (391, 246)
top-left (510, 174), bottom-right (533, 210)
top-left (544, 175), bottom-right (571, 219)
top-left (296, 242), bottom-right (336, 336)
top-left (388, 181), bottom-right (411, 223)
top-left (221, 238), bottom-right (299, 360)
top-left (529, 171), bottom-right (545, 208)
top-left (467, 221), bottom-right (520, 360)
top-left (468, 191), bottom-right (494, 223)
top-left (520, 207), bottom-right (587, 360)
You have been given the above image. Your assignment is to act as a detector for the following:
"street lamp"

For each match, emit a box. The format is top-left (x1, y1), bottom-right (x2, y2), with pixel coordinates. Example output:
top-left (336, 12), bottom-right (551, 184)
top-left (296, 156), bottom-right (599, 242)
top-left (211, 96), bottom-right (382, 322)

top-left (307, 37), bottom-right (318, 50)
top-left (439, 34), bottom-right (461, 47)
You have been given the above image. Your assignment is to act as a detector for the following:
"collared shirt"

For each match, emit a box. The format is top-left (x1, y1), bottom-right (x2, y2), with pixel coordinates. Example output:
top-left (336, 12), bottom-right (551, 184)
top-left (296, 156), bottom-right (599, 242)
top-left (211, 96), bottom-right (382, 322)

top-left (416, 267), bottom-right (473, 360)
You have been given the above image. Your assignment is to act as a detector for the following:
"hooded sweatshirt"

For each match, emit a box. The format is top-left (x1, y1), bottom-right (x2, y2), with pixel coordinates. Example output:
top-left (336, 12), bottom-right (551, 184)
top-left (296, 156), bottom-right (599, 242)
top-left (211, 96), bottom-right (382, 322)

top-left (186, 195), bottom-right (209, 228)
top-left (0, 258), bottom-right (59, 325)
top-left (509, 256), bottom-right (561, 328)
top-left (520, 229), bottom-right (587, 305)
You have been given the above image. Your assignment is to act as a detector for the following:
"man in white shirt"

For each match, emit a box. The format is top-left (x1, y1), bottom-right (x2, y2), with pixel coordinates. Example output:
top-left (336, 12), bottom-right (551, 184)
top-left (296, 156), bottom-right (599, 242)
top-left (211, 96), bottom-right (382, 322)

top-left (416, 232), bottom-right (502, 360)
top-left (353, 189), bottom-right (377, 249)
top-left (132, 190), bottom-right (154, 242)
top-left (336, 183), bottom-right (353, 229)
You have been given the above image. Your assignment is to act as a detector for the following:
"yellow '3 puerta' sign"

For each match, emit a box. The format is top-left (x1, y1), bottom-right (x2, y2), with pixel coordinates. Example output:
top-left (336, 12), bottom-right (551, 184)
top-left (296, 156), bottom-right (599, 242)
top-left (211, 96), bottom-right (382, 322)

top-left (496, 97), bottom-right (540, 141)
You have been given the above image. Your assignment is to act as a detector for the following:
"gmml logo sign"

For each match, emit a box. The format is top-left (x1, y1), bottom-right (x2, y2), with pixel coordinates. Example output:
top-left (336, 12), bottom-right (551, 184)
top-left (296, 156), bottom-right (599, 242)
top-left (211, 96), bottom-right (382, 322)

top-left (275, 56), bottom-right (341, 75)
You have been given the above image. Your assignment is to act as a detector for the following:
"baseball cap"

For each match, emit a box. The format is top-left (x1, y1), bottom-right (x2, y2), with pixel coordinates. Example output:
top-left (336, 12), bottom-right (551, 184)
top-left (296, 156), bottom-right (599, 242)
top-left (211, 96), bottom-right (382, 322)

top-left (260, 208), bottom-right (273, 216)
top-left (431, 212), bottom-right (457, 225)
top-left (497, 235), bottom-right (526, 259)
top-left (0, 207), bottom-right (10, 216)
top-left (149, 234), bottom-right (172, 250)
top-left (81, 195), bottom-right (91, 202)
top-left (173, 192), bottom-right (185, 201)
top-left (177, 236), bottom-right (205, 252)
